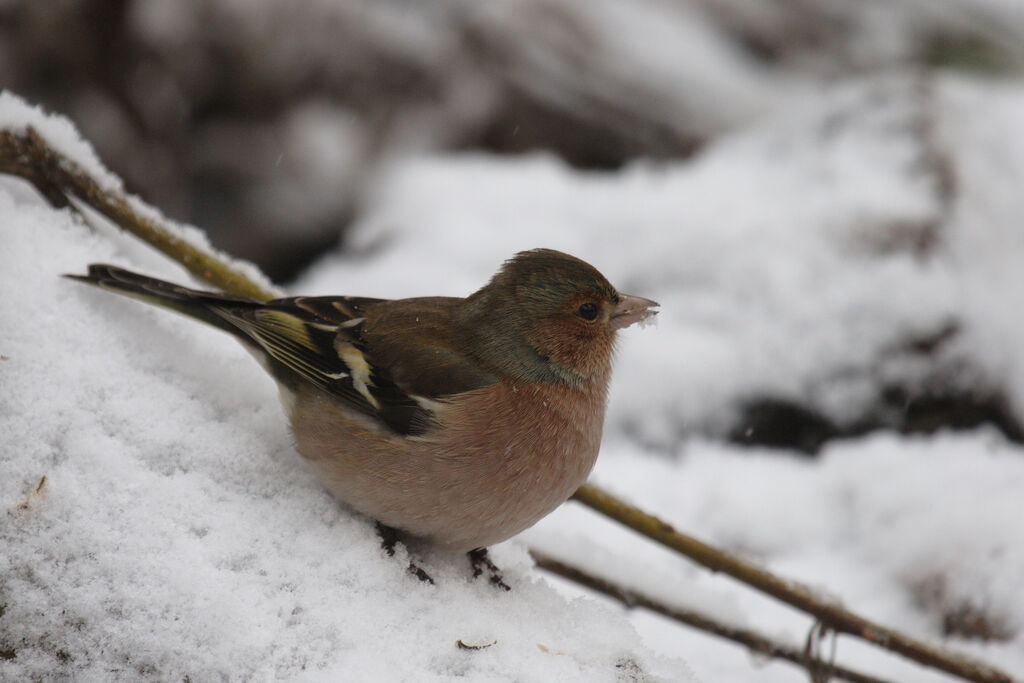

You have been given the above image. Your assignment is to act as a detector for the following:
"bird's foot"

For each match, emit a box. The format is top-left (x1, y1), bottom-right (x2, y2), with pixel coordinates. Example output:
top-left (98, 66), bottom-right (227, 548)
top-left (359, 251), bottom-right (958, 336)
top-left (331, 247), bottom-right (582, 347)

top-left (376, 522), bottom-right (435, 585)
top-left (468, 547), bottom-right (511, 591)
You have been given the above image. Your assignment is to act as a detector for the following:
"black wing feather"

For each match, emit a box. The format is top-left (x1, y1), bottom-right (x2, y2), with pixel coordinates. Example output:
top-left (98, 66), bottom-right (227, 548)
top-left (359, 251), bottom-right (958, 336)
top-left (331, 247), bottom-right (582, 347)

top-left (219, 297), bottom-right (436, 435)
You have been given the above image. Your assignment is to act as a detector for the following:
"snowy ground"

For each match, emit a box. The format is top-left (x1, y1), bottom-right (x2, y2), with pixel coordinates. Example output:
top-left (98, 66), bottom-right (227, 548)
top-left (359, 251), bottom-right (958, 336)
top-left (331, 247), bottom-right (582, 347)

top-left (3, 70), bottom-right (1024, 681)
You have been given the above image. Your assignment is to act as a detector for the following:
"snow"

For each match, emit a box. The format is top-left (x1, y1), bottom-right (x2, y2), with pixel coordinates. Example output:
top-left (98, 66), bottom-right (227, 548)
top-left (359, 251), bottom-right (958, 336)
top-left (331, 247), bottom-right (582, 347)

top-left (301, 73), bottom-right (1024, 450)
top-left (0, 92), bottom-right (279, 299)
top-left (581, 430), bottom-right (1024, 681)
top-left (0, 183), bottom-right (690, 680)
top-left (0, 91), bottom-right (118, 191)
top-left (4, 71), bottom-right (1024, 681)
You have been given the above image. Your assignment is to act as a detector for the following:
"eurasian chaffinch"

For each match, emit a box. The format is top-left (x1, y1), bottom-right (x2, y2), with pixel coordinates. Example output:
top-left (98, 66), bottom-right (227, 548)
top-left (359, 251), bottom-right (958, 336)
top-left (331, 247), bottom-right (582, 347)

top-left (68, 249), bottom-right (657, 558)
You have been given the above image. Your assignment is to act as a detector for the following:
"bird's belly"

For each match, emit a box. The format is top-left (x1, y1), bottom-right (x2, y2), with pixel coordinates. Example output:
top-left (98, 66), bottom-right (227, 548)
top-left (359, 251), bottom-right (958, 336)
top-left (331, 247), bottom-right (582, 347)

top-left (290, 380), bottom-right (606, 552)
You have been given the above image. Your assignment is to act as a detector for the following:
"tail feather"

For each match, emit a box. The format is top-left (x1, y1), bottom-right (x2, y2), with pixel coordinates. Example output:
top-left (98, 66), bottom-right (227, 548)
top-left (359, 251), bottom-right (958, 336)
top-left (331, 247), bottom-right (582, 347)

top-left (64, 264), bottom-right (258, 339)
top-left (66, 264), bottom-right (435, 435)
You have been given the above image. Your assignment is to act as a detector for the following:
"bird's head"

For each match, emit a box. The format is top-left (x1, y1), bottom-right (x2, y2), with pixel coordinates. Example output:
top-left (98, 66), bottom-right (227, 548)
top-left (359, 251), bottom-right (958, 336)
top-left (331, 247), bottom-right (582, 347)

top-left (462, 249), bottom-right (658, 386)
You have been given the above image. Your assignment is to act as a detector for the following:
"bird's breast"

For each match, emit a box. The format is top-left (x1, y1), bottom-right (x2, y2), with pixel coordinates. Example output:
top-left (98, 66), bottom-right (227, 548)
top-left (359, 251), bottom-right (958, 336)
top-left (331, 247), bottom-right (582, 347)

top-left (290, 376), bottom-right (610, 551)
top-left (423, 378), bottom-right (609, 547)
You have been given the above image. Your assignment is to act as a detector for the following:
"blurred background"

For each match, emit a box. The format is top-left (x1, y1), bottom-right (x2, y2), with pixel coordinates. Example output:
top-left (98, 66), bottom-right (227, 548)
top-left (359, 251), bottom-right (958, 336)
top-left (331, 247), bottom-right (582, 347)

top-left (4, 0), bottom-right (1024, 456)
top-left (3, 0), bottom-right (1021, 280)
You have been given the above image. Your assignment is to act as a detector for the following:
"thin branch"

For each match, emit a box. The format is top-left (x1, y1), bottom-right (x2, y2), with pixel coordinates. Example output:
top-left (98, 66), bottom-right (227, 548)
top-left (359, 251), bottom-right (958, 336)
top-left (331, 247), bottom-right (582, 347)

top-left (2, 122), bottom-right (1017, 683)
top-left (0, 127), bottom-right (275, 301)
top-left (572, 484), bottom-right (1016, 683)
top-left (531, 550), bottom-right (894, 683)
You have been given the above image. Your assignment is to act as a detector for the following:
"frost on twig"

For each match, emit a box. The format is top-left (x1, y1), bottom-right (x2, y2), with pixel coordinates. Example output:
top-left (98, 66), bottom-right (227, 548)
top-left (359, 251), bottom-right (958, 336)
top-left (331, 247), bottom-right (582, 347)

top-left (0, 125), bottom-right (276, 301)
top-left (532, 550), bottom-right (892, 683)
top-left (572, 484), bottom-right (1016, 683)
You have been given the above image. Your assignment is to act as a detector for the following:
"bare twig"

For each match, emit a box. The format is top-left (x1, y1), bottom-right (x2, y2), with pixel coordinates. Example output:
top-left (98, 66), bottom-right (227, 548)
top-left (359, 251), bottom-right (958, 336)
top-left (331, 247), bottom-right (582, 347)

top-left (0, 127), bottom-right (275, 301)
top-left (532, 550), bottom-right (893, 683)
top-left (456, 639), bottom-right (497, 651)
top-left (572, 484), bottom-right (1016, 683)
top-left (12, 475), bottom-right (48, 511)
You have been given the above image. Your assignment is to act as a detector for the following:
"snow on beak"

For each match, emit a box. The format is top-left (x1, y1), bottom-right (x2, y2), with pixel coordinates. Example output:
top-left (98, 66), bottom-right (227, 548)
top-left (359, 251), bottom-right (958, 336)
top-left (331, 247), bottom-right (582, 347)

top-left (610, 294), bottom-right (659, 330)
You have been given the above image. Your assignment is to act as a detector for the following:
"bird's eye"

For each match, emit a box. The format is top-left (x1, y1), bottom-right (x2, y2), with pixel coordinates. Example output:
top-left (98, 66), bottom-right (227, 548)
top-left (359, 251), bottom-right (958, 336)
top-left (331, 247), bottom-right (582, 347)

top-left (577, 302), bottom-right (599, 321)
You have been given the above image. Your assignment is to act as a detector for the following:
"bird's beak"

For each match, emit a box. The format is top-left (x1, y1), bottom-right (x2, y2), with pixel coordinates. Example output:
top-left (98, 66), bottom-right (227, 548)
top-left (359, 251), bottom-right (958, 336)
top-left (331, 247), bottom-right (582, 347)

top-left (610, 294), bottom-right (659, 330)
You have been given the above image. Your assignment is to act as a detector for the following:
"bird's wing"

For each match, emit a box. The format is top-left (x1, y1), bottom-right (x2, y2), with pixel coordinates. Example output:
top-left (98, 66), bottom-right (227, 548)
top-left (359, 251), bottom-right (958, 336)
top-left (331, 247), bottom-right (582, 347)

top-left (66, 265), bottom-right (496, 436)
top-left (221, 295), bottom-right (497, 436)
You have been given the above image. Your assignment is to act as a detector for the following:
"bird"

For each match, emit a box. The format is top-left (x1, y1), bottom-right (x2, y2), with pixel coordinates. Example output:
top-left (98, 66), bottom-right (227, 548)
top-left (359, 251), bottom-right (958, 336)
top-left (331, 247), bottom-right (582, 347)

top-left (67, 249), bottom-right (657, 582)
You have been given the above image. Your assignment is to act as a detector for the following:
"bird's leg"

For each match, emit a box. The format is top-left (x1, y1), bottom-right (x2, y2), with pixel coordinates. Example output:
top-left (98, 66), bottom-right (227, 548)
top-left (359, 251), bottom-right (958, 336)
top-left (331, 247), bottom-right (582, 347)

top-left (468, 547), bottom-right (511, 591)
top-left (376, 522), bottom-right (434, 585)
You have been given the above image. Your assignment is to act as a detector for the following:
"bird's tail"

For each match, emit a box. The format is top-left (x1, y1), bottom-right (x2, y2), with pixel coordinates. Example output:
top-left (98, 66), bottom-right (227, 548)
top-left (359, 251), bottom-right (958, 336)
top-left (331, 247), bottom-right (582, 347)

top-left (64, 264), bottom-right (260, 340)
